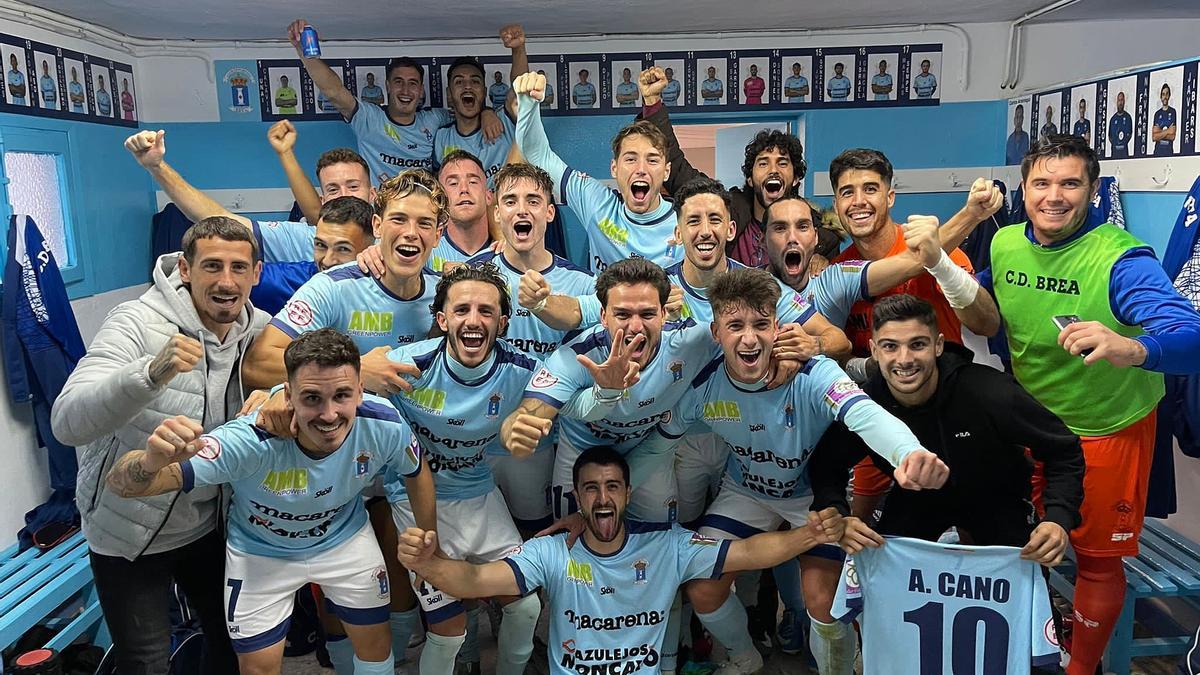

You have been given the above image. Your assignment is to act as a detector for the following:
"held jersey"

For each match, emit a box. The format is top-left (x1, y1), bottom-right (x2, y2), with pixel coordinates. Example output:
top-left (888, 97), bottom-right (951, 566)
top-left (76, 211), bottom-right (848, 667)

top-left (615, 82), bottom-right (639, 107)
top-left (572, 83), bottom-right (596, 107)
top-left (913, 73), bottom-right (938, 98)
top-left (39, 75), bottom-right (56, 105)
top-left (467, 250), bottom-right (596, 359)
top-left (433, 112), bottom-right (516, 189)
top-left (701, 78), bottom-right (723, 104)
top-left (270, 261), bottom-right (439, 352)
top-left (96, 88), bottom-right (111, 115)
top-left (348, 103), bottom-right (453, 182)
top-left (872, 73), bottom-right (893, 100)
top-left (558, 167), bottom-right (679, 272)
top-left (1073, 119), bottom-right (1091, 141)
top-left (489, 82), bottom-right (510, 109)
top-left (661, 80), bottom-right (681, 105)
top-left (524, 321), bottom-right (717, 452)
top-left (743, 77), bottom-right (765, 103)
top-left (180, 396), bottom-right (423, 559)
top-left (429, 234), bottom-right (494, 274)
top-left (383, 338), bottom-right (539, 501)
top-left (827, 75), bottom-right (851, 100)
top-left (505, 523), bottom-right (730, 675)
top-left (251, 219), bottom-right (317, 263)
top-left (784, 75), bottom-right (808, 103)
top-left (664, 259), bottom-right (815, 326)
top-left (660, 356), bottom-right (871, 501)
top-left (832, 537), bottom-right (1059, 675)
top-left (68, 81), bottom-right (84, 111)
top-left (1154, 107), bottom-right (1177, 154)
top-left (798, 259), bottom-right (872, 329)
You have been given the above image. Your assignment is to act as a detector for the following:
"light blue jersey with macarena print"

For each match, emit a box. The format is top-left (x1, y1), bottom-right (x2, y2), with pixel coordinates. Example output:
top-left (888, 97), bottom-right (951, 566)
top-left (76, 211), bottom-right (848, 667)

top-left (251, 219), bottom-right (317, 264)
top-left (799, 259), bottom-right (872, 329)
top-left (432, 111), bottom-right (516, 190)
top-left (664, 259), bottom-right (815, 327)
top-left (347, 102), bottom-right (453, 183)
top-left (827, 75), bottom-right (851, 100)
top-left (504, 522), bottom-right (730, 675)
top-left (180, 396), bottom-right (423, 559)
top-left (832, 537), bottom-right (1059, 675)
top-left (466, 251), bottom-right (597, 359)
top-left (914, 73), bottom-right (938, 98)
top-left (270, 261), bottom-right (438, 353)
top-left (524, 321), bottom-right (717, 452)
top-left (515, 96), bottom-right (680, 273)
top-left (662, 80), bottom-right (681, 105)
top-left (784, 75), bottom-right (808, 103)
top-left (382, 338), bottom-right (539, 502)
top-left (872, 73), bottom-right (893, 101)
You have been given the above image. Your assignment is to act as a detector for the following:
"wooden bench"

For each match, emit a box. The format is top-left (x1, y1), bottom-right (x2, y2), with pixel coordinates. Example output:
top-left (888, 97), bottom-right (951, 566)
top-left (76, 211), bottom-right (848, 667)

top-left (1049, 519), bottom-right (1200, 675)
top-left (0, 532), bottom-right (110, 658)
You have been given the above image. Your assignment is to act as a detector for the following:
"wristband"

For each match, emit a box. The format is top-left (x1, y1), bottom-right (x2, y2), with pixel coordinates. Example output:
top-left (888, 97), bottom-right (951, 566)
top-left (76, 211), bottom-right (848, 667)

top-left (531, 297), bottom-right (548, 313)
top-left (925, 250), bottom-right (980, 310)
top-left (592, 385), bottom-right (624, 405)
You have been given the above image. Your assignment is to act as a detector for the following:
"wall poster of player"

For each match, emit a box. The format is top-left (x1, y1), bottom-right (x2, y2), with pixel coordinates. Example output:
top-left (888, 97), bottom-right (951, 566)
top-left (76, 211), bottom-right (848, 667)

top-left (0, 32), bottom-right (136, 126)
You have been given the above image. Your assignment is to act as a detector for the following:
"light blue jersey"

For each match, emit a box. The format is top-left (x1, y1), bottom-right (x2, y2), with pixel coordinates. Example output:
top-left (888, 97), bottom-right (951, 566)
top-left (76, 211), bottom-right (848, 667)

top-left (433, 112), bottom-right (516, 190)
top-left (360, 84), bottom-right (384, 106)
top-left (383, 338), bottom-right (539, 501)
top-left (701, 78), bottom-right (723, 105)
top-left (662, 79), bottom-right (681, 106)
top-left (429, 234), bottom-right (493, 274)
top-left (615, 82), bottom-right (638, 107)
top-left (524, 321), bottom-right (717, 452)
top-left (541, 83), bottom-right (555, 108)
top-left (516, 95), bottom-right (679, 272)
top-left (96, 88), bottom-right (111, 115)
top-left (348, 102), bottom-right (453, 182)
top-left (180, 396), bottom-right (423, 559)
top-left (665, 260), bottom-right (815, 327)
top-left (872, 73), bottom-right (893, 101)
top-left (798, 259), bottom-right (872, 329)
top-left (7, 69), bottom-right (25, 105)
top-left (270, 262), bottom-right (439, 352)
top-left (467, 251), bottom-right (596, 358)
top-left (68, 81), bottom-right (83, 112)
top-left (39, 74), bottom-right (56, 108)
top-left (572, 82), bottom-right (596, 107)
top-left (505, 523), bottom-right (730, 675)
top-left (833, 537), bottom-right (1059, 674)
top-left (827, 75), bottom-right (851, 101)
top-left (784, 75), bottom-right (808, 103)
top-left (660, 356), bottom-right (890, 500)
top-left (489, 82), bottom-right (510, 109)
top-left (251, 219), bottom-right (316, 263)
top-left (913, 72), bottom-right (937, 98)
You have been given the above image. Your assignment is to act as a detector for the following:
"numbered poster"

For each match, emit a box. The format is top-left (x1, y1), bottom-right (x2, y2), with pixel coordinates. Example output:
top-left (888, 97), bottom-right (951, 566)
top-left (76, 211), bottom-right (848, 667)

top-left (822, 53), bottom-right (855, 103)
top-left (114, 64), bottom-right (136, 121)
top-left (1034, 91), bottom-right (1062, 142)
top-left (32, 49), bottom-right (59, 110)
top-left (1104, 75), bottom-right (1138, 158)
top-left (782, 55), bottom-right (814, 105)
top-left (1148, 66), bottom-right (1184, 157)
top-left (610, 58), bottom-right (642, 110)
top-left (267, 66), bottom-right (302, 115)
top-left (354, 64), bottom-right (386, 107)
top-left (737, 55), bottom-right (769, 105)
top-left (566, 59), bottom-right (599, 110)
top-left (312, 65), bottom-right (343, 116)
top-left (1, 41), bottom-right (29, 108)
top-left (63, 56), bottom-right (86, 114)
top-left (528, 59), bottom-right (560, 113)
top-left (867, 52), bottom-right (898, 102)
top-left (696, 56), bottom-right (728, 106)
top-left (908, 51), bottom-right (940, 101)
top-left (647, 52), bottom-right (686, 107)
top-left (481, 61), bottom-right (511, 111)
top-left (1068, 84), bottom-right (1097, 148)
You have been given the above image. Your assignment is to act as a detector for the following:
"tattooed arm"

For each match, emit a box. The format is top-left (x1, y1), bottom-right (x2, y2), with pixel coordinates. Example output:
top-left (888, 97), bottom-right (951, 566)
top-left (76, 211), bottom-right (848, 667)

top-left (106, 416), bottom-right (204, 497)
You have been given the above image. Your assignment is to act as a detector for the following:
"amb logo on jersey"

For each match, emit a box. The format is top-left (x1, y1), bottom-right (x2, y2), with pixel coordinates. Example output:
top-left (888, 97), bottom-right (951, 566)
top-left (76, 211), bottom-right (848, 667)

top-left (348, 310), bottom-right (394, 336)
top-left (261, 468), bottom-right (309, 496)
top-left (703, 400), bottom-right (742, 422)
top-left (406, 388), bottom-right (447, 415)
top-left (566, 559), bottom-right (594, 586)
top-left (596, 218), bottom-right (630, 245)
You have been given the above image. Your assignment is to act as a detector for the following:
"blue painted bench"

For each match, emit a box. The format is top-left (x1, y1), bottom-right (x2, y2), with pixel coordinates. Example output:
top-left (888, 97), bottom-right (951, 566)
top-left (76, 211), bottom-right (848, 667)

top-left (1049, 519), bottom-right (1200, 675)
top-left (0, 531), bottom-right (110, 658)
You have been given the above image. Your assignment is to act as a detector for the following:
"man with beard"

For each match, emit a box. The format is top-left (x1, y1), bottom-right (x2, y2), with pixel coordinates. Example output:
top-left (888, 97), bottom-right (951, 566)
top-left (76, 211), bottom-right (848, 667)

top-left (784, 62), bottom-right (809, 103)
top-left (515, 71), bottom-right (680, 271)
top-left (289, 19), bottom-right (503, 181)
top-left (1073, 97), bottom-right (1092, 144)
top-left (742, 64), bottom-right (765, 104)
top-left (397, 447), bottom-right (847, 675)
top-left (635, 66), bottom-right (841, 267)
top-left (1108, 91), bottom-right (1133, 158)
top-left (826, 62), bottom-right (851, 101)
top-left (870, 60), bottom-right (892, 101)
top-left (107, 328), bottom-right (436, 675)
top-left (488, 70), bottom-right (509, 110)
top-left (632, 268), bottom-right (948, 675)
top-left (913, 59), bottom-right (937, 99)
top-left (68, 66), bottom-right (84, 112)
top-left (661, 66), bottom-right (682, 105)
top-left (52, 218), bottom-right (266, 674)
top-left (7, 53), bottom-right (26, 105)
top-left (431, 150), bottom-right (497, 271)
top-left (702, 66), bottom-right (723, 104)
top-left (38, 59), bottom-right (57, 110)
top-left (1152, 83), bottom-right (1178, 156)
top-left (1040, 105), bottom-right (1059, 141)
top-left (616, 67), bottom-right (639, 107)
top-left (381, 266), bottom-right (542, 675)
top-left (434, 25), bottom-right (528, 189)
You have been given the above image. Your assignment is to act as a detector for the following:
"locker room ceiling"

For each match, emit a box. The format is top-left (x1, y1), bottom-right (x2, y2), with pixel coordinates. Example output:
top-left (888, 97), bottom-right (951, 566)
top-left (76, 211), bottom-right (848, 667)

top-left (19, 0), bottom-right (1200, 41)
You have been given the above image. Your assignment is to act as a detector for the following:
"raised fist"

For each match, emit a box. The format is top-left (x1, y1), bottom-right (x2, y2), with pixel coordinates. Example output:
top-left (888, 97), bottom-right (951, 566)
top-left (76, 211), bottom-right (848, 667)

top-left (513, 72), bottom-right (547, 102)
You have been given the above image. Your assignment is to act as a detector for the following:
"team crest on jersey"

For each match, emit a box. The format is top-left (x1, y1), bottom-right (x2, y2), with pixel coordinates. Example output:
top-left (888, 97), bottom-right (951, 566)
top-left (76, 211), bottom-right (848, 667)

top-left (784, 403), bottom-right (795, 428)
top-left (669, 360), bottom-right (684, 381)
top-left (355, 451), bottom-right (372, 478)
top-left (286, 300), bottom-right (314, 327)
top-left (374, 567), bottom-right (390, 598)
top-left (487, 392), bottom-right (502, 418)
top-left (632, 558), bottom-right (648, 584)
top-left (531, 368), bottom-right (558, 389)
top-left (195, 435), bottom-right (222, 461)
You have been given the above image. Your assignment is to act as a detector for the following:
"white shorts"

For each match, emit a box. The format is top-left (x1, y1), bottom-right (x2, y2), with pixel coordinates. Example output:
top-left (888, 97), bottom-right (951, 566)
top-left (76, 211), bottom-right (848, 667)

top-left (390, 488), bottom-right (523, 623)
top-left (698, 478), bottom-right (842, 561)
top-left (487, 450), bottom-right (554, 529)
top-left (674, 432), bottom-right (729, 525)
top-left (224, 522), bottom-right (390, 653)
top-left (552, 435), bottom-right (679, 524)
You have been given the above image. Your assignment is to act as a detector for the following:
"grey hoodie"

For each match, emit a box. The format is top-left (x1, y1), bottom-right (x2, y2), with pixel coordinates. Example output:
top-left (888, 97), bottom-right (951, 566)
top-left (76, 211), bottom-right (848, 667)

top-left (52, 253), bottom-right (268, 559)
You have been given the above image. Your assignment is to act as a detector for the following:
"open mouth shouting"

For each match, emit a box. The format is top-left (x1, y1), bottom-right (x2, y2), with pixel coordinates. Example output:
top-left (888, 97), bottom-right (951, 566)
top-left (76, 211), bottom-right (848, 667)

top-left (459, 328), bottom-right (487, 353)
top-left (629, 180), bottom-right (652, 205)
top-left (394, 242), bottom-right (422, 265)
top-left (590, 504), bottom-right (620, 541)
top-left (624, 332), bottom-right (648, 360)
top-left (736, 346), bottom-right (763, 368)
top-left (783, 248), bottom-right (806, 279)
top-left (761, 174), bottom-right (787, 202)
top-left (512, 219), bottom-right (534, 242)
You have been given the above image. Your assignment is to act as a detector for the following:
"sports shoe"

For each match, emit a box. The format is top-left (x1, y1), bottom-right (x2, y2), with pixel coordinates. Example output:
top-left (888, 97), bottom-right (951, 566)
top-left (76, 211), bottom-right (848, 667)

top-left (776, 608), bottom-right (807, 655)
top-left (712, 649), bottom-right (764, 674)
top-left (744, 605), bottom-right (773, 651)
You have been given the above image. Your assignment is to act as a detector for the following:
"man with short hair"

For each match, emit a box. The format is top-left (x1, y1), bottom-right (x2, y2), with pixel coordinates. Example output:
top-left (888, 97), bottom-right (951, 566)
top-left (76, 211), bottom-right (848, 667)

top-left (121, 77), bottom-right (135, 120)
top-left (107, 328), bottom-right (435, 675)
top-left (488, 70), bottom-right (509, 110)
top-left (38, 59), bottom-right (56, 109)
top-left (360, 72), bottom-right (384, 106)
top-left (7, 53), bottom-right (26, 105)
top-left (616, 67), bottom-right (639, 107)
top-left (784, 62), bottom-right (809, 103)
top-left (430, 149), bottom-right (497, 271)
top-left (275, 75), bottom-right (298, 114)
top-left (289, 19), bottom-right (503, 181)
top-left (870, 60), bottom-right (892, 101)
top-left (68, 66), bottom-right (84, 112)
top-left (96, 73), bottom-right (112, 116)
top-left (1108, 92), bottom-right (1133, 158)
top-left (1073, 97), bottom-right (1091, 144)
top-left (1040, 105), bottom-right (1059, 140)
top-left (51, 217), bottom-right (267, 674)
top-left (826, 63), bottom-right (851, 101)
top-left (981, 134), bottom-right (1200, 674)
top-left (701, 66), bottom-right (723, 105)
top-left (1007, 104), bottom-right (1031, 165)
top-left (571, 69), bottom-right (595, 108)
top-left (742, 64), bottom-right (765, 104)
top-left (397, 447), bottom-right (846, 675)
top-left (912, 59), bottom-right (937, 98)
top-left (1152, 83), bottom-right (1178, 157)
top-left (536, 69), bottom-right (554, 108)
top-left (383, 265), bottom-right (542, 675)
top-left (661, 67), bottom-right (681, 106)
top-left (515, 70), bottom-right (680, 271)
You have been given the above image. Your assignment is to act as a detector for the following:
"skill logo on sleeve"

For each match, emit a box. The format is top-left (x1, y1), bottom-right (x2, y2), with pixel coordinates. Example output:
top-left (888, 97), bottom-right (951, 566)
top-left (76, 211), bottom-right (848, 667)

top-left (285, 300), bottom-right (314, 327)
top-left (531, 368), bottom-right (558, 389)
top-left (823, 379), bottom-right (864, 409)
top-left (195, 435), bottom-right (222, 461)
